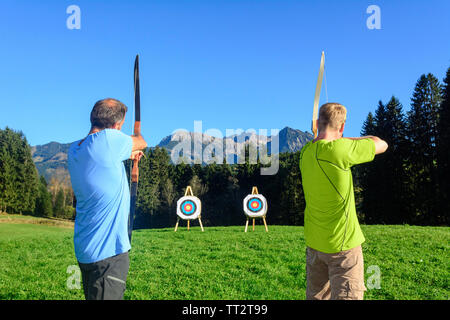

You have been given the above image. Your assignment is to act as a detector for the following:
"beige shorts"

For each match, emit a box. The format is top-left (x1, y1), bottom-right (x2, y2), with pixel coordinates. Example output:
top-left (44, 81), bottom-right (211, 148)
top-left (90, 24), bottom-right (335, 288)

top-left (306, 245), bottom-right (366, 300)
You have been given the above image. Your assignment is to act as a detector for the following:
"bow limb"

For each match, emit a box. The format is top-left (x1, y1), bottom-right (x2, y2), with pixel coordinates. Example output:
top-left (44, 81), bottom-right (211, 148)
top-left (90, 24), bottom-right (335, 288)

top-left (131, 54), bottom-right (141, 183)
top-left (312, 51), bottom-right (325, 139)
top-left (129, 54), bottom-right (141, 242)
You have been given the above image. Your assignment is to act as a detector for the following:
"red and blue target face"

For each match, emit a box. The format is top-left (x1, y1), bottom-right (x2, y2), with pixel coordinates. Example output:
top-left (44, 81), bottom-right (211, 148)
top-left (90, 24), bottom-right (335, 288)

top-left (180, 200), bottom-right (197, 215)
top-left (247, 197), bottom-right (263, 213)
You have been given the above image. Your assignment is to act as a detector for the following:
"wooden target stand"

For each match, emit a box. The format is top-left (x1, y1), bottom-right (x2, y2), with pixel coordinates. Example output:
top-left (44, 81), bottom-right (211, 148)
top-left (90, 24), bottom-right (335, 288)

top-left (244, 187), bottom-right (268, 232)
top-left (174, 186), bottom-right (204, 232)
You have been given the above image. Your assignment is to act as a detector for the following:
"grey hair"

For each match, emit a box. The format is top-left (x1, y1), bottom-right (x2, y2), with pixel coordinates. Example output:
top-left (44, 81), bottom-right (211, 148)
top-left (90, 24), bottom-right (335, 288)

top-left (90, 98), bottom-right (128, 129)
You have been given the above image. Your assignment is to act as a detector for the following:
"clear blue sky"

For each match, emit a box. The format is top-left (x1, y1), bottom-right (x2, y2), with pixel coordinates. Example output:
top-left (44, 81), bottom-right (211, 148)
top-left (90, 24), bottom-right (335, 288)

top-left (0, 0), bottom-right (449, 147)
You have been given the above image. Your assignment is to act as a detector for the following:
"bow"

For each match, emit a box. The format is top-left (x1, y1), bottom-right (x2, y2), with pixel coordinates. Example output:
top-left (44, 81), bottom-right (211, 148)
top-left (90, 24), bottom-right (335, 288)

top-left (312, 51), bottom-right (325, 139)
top-left (128, 54), bottom-right (141, 242)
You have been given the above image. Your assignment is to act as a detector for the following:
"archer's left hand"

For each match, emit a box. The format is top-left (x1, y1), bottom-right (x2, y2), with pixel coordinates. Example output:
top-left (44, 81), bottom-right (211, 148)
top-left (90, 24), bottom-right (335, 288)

top-left (130, 150), bottom-right (145, 162)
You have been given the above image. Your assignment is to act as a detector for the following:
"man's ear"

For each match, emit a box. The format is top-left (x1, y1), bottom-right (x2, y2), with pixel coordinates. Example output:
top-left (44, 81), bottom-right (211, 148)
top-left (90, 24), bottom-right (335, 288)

top-left (113, 117), bottom-right (126, 130)
top-left (339, 122), bottom-right (345, 135)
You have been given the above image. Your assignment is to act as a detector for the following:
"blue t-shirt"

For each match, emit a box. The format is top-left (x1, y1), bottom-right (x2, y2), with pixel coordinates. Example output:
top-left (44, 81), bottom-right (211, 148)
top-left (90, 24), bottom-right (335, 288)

top-left (68, 129), bottom-right (133, 263)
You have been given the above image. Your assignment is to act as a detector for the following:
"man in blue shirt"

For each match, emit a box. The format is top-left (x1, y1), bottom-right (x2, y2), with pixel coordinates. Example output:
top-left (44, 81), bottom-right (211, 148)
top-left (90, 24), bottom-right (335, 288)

top-left (68, 98), bottom-right (147, 300)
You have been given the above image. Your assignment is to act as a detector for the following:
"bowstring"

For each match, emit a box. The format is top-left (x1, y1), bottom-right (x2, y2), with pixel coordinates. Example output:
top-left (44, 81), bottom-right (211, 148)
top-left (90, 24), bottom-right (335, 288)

top-left (129, 89), bottom-right (135, 187)
top-left (323, 56), bottom-right (328, 103)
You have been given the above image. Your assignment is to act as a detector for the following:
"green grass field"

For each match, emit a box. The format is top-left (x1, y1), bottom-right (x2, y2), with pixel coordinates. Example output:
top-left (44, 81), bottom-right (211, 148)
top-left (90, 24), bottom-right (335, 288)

top-left (0, 216), bottom-right (448, 300)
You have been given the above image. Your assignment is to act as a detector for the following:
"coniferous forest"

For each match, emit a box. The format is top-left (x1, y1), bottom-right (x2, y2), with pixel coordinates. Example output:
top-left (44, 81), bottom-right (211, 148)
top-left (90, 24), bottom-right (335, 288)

top-left (1, 68), bottom-right (449, 227)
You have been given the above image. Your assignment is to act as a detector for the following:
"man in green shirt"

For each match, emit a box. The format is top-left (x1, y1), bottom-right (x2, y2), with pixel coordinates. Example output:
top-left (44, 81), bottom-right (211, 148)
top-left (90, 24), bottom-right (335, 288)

top-left (300, 103), bottom-right (388, 300)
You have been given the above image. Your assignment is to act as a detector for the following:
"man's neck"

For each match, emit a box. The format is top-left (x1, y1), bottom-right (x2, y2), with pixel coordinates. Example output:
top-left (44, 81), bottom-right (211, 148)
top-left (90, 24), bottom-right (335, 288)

top-left (88, 127), bottom-right (102, 135)
top-left (313, 130), bottom-right (342, 143)
top-left (78, 128), bottom-right (103, 146)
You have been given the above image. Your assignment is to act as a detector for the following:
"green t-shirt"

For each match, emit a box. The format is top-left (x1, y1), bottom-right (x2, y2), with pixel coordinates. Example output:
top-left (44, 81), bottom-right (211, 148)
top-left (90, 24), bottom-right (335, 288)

top-left (299, 138), bottom-right (375, 253)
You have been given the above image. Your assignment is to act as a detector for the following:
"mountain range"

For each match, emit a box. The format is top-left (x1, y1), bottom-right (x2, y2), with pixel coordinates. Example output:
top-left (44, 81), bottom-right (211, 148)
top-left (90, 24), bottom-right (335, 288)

top-left (31, 126), bottom-right (313, 183)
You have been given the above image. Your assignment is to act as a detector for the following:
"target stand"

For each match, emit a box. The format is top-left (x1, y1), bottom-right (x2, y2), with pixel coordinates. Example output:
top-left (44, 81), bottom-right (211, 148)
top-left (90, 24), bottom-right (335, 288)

top-left (174, 186), bottom-right (204, 232)
top-left (243, 186), bottom-right (268, 232)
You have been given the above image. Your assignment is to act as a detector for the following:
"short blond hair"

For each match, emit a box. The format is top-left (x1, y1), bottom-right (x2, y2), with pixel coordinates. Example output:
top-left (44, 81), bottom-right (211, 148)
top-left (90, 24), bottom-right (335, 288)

top-left (318, 103), bottom-right (347, 132)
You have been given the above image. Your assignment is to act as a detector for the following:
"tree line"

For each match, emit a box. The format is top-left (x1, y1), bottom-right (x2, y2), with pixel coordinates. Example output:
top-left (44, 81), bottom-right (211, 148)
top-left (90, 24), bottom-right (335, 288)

top-left (0, 127), bottom-right (74, 219)
top-left (131, 67), bottom-right (449, 228)
top-left (357, 68), bottom-right (449, 225)
top-left (130, 148), bottom-right (305, 229)
top-left (0, 67), bottom-right (448, 226)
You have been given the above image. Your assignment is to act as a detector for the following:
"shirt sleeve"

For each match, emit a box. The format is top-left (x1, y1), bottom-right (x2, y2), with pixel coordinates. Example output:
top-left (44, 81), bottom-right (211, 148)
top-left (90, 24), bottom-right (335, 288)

top-left (299, 141), bottom-right (310, 172)
top-left (340, 138), bottom-right (376, 168)
top-left (320, 138), bottom-right (376, 169)
top-left (105, 129), bottom-right (133, 163)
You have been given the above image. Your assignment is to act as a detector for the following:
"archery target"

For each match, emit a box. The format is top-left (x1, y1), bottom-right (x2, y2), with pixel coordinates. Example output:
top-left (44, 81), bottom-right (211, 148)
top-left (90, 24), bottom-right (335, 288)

top-left (243, 194), bottom-right (267, 218)
top-left (177, 196), bottom-right (201, 220)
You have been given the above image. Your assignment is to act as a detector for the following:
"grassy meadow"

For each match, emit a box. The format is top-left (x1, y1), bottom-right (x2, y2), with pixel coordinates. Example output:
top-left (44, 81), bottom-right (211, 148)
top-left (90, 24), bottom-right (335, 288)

top-left (0, 215), bottom-right (448, 300)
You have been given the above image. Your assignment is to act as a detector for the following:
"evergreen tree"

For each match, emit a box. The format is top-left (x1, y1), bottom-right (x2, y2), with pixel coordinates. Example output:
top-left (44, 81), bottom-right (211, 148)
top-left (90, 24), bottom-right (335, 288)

top-left (35, 176), bottom-right (53, 217)
top-left (436, 67), bottom-right (450, 225)
top-left (279, 152), bottom-right (305, 225)
top-left (134, 148), bottom-right (162, 228)
top-left (0, 129), bottom-right (14, 212)
top-left (172, 160), bottom-right (194, 194)
top-left (161, 178), bottom-right (176, 212)
top-left (406, 73), bottom-right (443, 224)
top-left (359, 98), bottom-right (409, 224)
top-left (203, 163), bottom-right (231, 225)
top-left (359, 103), bottom-right (386, 223)
top-left (19, 135), bottom-right (39, 214)
top-left (361, 112), bottom-right (376, 136)
top-left (0, 127), bottom-right (39, 214)
top-left (138, 148), bottom-right (161, 213)
top-left (53, 187), bottom-right (65, 218)
top-left (375, 97), bottom-right (409, 223)
top-left (189, 174), bottom-right (208, 199)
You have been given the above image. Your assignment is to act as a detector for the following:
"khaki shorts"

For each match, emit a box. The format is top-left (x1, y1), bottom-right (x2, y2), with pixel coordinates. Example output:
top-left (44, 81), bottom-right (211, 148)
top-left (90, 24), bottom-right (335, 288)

top-left (306, 245), bottom-right (366, 300)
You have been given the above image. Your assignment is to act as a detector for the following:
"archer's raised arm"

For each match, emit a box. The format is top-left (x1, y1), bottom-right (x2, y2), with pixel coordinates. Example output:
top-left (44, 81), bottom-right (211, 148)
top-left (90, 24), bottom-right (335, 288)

top-left (345, 136), bottom-right (388, 155)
